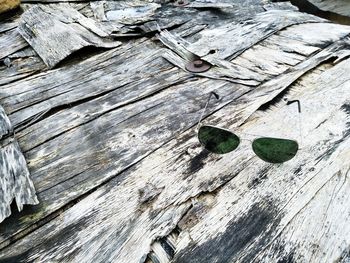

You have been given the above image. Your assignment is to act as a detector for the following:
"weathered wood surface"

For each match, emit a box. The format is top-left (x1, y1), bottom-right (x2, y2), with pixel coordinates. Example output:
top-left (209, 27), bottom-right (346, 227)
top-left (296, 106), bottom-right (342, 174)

top-left (0, 0), bottom-right (350, 262)
top-left (0, 28), bottom-right (27, 60)
top-left (18, 4), bottom-right (122, 68)
top-left (0, 18), bottom-right (39, 223)
top-left (0, 106), bottom-right (38, 224)
top-left (281, 0), bottom-right (350, 26)
top-left (309, 0), bottom-right (350, 17)
top-left (0, 139), bottom-right (38, 224)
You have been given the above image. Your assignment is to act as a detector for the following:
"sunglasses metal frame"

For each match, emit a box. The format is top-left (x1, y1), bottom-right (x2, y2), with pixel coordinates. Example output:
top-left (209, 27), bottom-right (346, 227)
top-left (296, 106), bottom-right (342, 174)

top-left (196, 91), bottom-right (303, 162)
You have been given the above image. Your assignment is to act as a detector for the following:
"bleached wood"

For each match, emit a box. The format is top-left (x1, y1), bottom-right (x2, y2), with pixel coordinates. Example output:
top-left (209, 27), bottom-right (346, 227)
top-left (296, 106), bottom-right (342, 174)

top-left (182, 10), bottom-right (325, 62)
top-left (0, 28), bottom-right (27, 60)
top-left (0, 140), bottom-right (39, 223)
top-left (0, 106), bottom-right (38, 223)
top-left (0, 1), bottom-right (350, 262)
top-left (18, 4), bottom-right (121, 68)
top-left (309, 0), bottom-right (350, 17)
top-left (0, 47), bottom-right (45, 86)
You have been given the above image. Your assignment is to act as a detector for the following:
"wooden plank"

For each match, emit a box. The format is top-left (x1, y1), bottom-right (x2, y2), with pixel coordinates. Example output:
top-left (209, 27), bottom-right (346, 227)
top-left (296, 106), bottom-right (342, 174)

top-left (278, 22), bottom-right (350, 46)
top-left (0, 106), bottom-right (12, 139)
top-left (0, 139), bottom-right (39, 224)
top-left (0, 42), bottom-right (349, 262)
top-left (0, 1), bottom-right (350, 262)
top-left (0, 19), bottom-right (349, 257)
top-left (159, 30), bottom-right (263, 86)
top-left (101, 1), bottom-right (160, 24)
top-left (0, 78), bottom-right (250, 248)
top-left (182, 10), bottom-right (325, 62)
top-left (158, 20), bottom-right (350, 85)
top-left (0, 28), bottom-right (27, 60)
top-left (0, 106), bottom-right (38, 224)
top-left (0, 13), bottom-right (20, 33)
top-left (157, 10), bottom-right (340, 87)
top-left (0, 38), bottom-right (164, 127)
top-left (309, 0), bottom-right (350, 17)
top-left (0, 8), bottom-right (347, 246)
top-left (18, 4), bottom-right (121, 68)
top-left (171, 59), bottom-right (350, 263)
top-left (0, 47), bottom-right (45, 86)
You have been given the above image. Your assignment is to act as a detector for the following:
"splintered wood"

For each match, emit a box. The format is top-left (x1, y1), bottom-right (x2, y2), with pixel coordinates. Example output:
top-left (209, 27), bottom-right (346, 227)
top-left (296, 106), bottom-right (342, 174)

top-left (0, 105), bottom-right (38, 224)
top-left (0, 0), bottom-right (349, 262)
top-left (18, 4), bottom-right (122, 68)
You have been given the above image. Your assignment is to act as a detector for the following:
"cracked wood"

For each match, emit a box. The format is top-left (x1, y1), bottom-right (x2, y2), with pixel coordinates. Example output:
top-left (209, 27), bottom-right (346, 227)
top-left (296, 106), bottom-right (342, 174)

top-left (0, 1), bottom-right (350, 263)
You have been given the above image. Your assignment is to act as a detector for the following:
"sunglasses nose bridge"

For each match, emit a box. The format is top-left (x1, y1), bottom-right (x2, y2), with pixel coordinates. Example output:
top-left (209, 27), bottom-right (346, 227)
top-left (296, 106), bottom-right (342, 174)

top-left (240, 138), bottom-right (253, 143)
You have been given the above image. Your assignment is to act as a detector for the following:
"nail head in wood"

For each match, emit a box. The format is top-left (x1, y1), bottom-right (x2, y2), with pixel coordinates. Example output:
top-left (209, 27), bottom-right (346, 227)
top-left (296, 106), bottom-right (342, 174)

top-left (185, 59), bottom-right (211, 73)
top-left (174, 0), bottom-right (189, 7)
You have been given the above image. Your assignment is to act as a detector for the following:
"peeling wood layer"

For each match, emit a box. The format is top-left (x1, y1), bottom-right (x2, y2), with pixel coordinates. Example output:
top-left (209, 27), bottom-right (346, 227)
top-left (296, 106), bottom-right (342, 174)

top-left (0, 28), bottom-right (27, 60)
top-left (174, 10), bottom-right (325, 61)
top-left (309, 0), bottom-right (350, 17)
top-left (18, 4), bottom-right (121, 68)
top-left (0, 105), bottom-right (38, 223)
top-left (0, 140), bottom-right (38, 223)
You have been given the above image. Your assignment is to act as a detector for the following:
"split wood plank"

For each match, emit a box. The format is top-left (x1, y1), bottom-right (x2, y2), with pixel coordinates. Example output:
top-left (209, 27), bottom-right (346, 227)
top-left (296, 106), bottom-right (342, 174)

top-left (0, 139), bottom-right (38, 224)
top-left (18, 4), bottom-right (121, 68)
top-left (309, 0), bottom-right (350, 16)
top-left (0, 9), bottom-right (348, 248)
top-left (0, 47), bottom-right (45, 86)
top-left (0, 28), bottom-right (27, 60)
top-left (0, 36), bottom-right (349, 263)
top-left (102, 1), bottom-right (160, 24)
top-left (183, 10), bottom-right (325, 62)
top-left (158, 20), bottom-right (350, 84)
top-left (0, 1), bottom-right (350, 262)
top-left (0, 18), bottom-right (350, 260)
top-left (171, 58), bottom-right (350, 263)
top-left (0, 106), bottom-right (38, 224)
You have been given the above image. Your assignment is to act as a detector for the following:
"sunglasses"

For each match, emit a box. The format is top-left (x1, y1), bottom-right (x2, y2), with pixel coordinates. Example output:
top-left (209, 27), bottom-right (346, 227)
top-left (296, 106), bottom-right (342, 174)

top-left (196, 92), bottom-right (302, 163)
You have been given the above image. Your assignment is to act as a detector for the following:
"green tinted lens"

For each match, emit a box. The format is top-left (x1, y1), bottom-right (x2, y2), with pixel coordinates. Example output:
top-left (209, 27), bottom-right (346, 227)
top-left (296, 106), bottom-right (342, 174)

top-left (198, 126), bottom-right (240, 154)
top-left (252, 137), bottom-right (298, 163)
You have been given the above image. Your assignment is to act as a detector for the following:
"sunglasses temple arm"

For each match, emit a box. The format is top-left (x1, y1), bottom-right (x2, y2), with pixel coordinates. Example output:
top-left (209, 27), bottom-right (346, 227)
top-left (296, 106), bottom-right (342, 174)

top-left (196, 91), bottom-right (220, 131)
top-left (287, 100), bottom-right (303, 148)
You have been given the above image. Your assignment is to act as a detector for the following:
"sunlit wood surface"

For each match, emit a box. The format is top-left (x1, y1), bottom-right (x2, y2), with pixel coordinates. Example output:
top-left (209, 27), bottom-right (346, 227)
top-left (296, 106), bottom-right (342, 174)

top-left (0, 1), bottom-right (349, 262)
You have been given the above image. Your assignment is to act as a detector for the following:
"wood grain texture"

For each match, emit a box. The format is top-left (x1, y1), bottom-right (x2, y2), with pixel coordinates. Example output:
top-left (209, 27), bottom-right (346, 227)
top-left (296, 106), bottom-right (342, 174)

top-left (102, 1), bottom-right (160, 24)
top-left (0, 48), bottom-right (349, 262)
top-left (0, 28), bottom-right (27, 60)
top-left (0, 139), bottom-right (38, 224)
top-left (308, 0), bottom-right (350, 18)
top-left (0, 13), bottom-right (20, 33)
top-left (0, 47), bottom-right (45, 86)
top-left (18, 4), bottom-right (121, 68)
top-left (180, 10), bottom-right (325, 62)
top-left (0, 106), bottom-right (12, 139)
top-left (0, 1), bottom-right (350, 262)
top-left (0, 105), bottom-right (38, 224)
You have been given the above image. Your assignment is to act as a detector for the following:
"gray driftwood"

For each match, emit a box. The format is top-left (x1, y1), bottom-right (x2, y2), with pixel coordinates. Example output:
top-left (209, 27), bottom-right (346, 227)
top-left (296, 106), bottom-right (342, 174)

top-left (0, 0), bottom-right (350, 262)
top-left (0, 105), bottom-right (38, 223)
top-left (309, 0), bottom-right (350, 17)
top-left (18, 4), bottom-right (121, 68)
